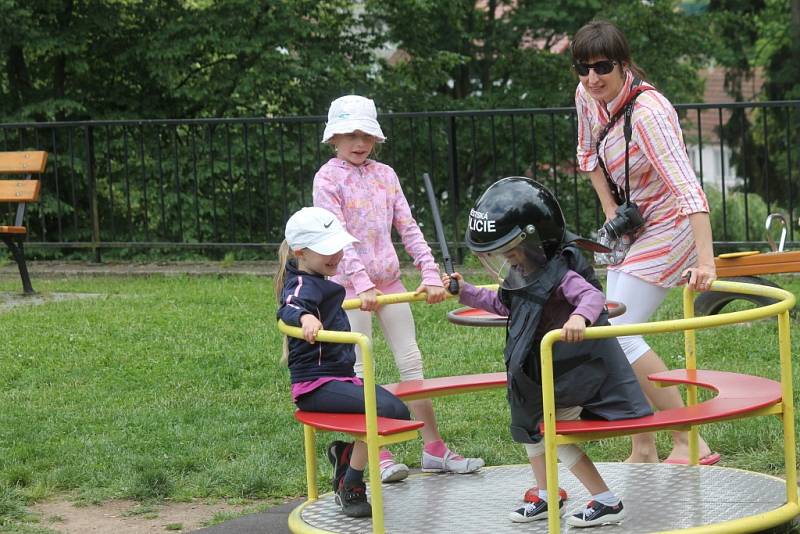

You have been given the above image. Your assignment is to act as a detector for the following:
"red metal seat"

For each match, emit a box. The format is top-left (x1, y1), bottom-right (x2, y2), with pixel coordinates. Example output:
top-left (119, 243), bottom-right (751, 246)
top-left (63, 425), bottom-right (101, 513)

top-left (383, 372), bottom-right (507, 400)
top-left (544, 369), bottom-right (782, 435)
top-left (294, 411), bottom-right (424, 436)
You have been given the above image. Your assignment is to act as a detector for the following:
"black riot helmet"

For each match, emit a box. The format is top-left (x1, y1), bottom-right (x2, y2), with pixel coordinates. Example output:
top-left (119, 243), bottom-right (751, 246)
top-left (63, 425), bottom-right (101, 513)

top-left (465, 177), bottom-right (566, 290)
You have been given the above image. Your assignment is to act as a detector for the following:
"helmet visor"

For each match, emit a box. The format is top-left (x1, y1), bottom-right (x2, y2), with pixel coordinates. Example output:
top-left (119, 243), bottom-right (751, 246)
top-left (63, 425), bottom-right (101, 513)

top-left (475, 227), bottom-right (547, 290)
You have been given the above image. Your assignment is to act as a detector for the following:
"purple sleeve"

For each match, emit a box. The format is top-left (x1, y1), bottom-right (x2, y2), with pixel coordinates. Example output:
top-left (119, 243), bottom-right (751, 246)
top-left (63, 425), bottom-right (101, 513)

top-left (458, 283), bottom-right (510, 316)
top-left (559, 270), bottom-right (604, 325)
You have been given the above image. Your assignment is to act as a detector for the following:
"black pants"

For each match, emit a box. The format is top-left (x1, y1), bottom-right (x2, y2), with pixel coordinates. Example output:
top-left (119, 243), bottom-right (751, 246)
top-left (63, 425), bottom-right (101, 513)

top-left (295, 380), bottom-right (411, 421)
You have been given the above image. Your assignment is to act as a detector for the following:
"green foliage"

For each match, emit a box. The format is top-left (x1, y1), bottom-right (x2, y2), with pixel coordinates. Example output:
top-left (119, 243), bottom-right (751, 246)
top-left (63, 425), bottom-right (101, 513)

top-left (705, 185), bottom-right (771, 243)
top-left (0, 0), bottom-right (376, 121)
top-left (1, 0), bottom-right (719, 122)
top-left (366, 0), bottom-right (710, 111)
top-left (706, 0), bottom-right (800, 213)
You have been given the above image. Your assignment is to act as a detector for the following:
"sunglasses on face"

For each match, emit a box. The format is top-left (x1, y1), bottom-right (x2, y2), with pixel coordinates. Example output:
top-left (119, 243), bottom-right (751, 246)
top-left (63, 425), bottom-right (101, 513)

top-left (573, 60), bottom-right (617, 76)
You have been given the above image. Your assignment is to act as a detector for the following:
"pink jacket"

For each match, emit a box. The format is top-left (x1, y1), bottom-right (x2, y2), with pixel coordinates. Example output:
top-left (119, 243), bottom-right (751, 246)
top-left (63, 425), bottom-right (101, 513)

top-left (313, 158), bottom-right (443, 295)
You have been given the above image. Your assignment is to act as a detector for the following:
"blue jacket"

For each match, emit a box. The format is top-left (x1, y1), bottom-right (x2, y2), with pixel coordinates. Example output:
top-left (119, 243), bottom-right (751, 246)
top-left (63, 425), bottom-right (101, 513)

top-left (277, 260), bottom-right (356, 383)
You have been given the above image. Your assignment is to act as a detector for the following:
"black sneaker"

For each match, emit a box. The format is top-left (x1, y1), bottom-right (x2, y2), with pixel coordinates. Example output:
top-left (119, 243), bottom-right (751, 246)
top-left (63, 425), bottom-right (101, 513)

top-left (508, 494), bottom-right (563, 523)
top-left (334, 479), bottom-right (372, 518)
top-left (327, 440), bottom-right (353, 492)
top-left (566, 500), bottom-right (626, 527)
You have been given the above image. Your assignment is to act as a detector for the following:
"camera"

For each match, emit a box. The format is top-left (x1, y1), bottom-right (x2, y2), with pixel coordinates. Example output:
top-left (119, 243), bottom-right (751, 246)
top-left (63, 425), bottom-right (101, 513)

top-left (594, 203), bottom-right (645, 265)
top-left (602, 202), bottom-right (645, 240)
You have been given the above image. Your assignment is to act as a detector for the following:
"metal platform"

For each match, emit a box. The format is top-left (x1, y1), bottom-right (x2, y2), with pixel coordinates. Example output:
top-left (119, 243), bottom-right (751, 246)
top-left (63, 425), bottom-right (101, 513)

top-left (293, 463), bottom-right (794, 533)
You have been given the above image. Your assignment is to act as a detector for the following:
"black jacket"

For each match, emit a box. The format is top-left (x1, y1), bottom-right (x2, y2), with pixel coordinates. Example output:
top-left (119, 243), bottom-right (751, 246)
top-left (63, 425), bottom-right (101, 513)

top-left (499, 246), bottom-right (652, 444)
top-left (276, 260), bottom-right (356, 383)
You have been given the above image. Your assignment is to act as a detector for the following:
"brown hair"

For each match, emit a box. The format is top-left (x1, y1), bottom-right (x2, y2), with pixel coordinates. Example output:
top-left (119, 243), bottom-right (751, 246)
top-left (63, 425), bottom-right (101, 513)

top-left (571, 20), bottom-right (647, 81)
top-left (274, 240), bottom-right (292, 364)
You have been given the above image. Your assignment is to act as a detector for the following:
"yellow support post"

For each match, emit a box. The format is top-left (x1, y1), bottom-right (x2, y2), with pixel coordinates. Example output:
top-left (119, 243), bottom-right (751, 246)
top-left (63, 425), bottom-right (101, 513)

top-left (682, 286), bottom-right (699, 465)
top-left (357, 334), bottom-right (386, 534)
top-left (540, 331), bottom-right (561, 534)
top-left (777, 310), bottom-right (798, 503)
top-left (303, 425), bottom-right (318, 501)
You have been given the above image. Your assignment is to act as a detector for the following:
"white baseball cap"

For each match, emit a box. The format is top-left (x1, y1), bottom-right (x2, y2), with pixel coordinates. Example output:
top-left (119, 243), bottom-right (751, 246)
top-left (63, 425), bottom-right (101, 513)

top-left (285, 207), bottom-right (358, 255)
top-left (321, 95), bottom-right (386, 144)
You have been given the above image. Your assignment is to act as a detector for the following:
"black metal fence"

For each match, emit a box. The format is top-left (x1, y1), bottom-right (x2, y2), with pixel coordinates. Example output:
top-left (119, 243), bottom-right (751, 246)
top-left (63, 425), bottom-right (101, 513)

top-left (1, 100), bottom-right (798, 261)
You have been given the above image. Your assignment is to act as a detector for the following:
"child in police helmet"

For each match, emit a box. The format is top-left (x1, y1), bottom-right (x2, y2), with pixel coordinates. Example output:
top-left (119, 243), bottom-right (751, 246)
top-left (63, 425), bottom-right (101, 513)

top-left (443, 176), bottom-right (651, 527)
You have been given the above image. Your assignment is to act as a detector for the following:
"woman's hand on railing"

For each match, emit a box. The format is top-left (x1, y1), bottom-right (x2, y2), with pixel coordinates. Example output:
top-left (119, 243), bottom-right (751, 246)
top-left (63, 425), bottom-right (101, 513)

top-left (683, 264), bottom-right (717, 292)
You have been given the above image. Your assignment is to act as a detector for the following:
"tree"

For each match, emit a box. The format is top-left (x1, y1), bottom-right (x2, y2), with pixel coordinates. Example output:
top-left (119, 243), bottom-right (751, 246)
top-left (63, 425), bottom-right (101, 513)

top-left (707, 0), bottom-right (799, 215)
top-left (0, 0), bottom-right (376, 121)
top-left (364, 0), bottom-right (712, 112)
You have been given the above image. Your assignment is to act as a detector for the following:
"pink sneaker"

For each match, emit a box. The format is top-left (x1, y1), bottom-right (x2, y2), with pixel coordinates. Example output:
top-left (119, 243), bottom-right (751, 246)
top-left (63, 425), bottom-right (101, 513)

top-left (421, 450), bottom-right (484, 473)
top-left (379, 457), bottom-right (409, 483)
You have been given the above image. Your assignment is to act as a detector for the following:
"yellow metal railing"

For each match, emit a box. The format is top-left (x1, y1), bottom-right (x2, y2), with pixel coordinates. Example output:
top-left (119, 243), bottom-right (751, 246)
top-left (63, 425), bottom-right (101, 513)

top-left (278, 322), bottom-right (401, 534)
top-left (539, 280), bottom-right (797, 534)
top-left (284, 280), bottom-right (798, 534)
top-left (282, 284), bottom-right (499, 534)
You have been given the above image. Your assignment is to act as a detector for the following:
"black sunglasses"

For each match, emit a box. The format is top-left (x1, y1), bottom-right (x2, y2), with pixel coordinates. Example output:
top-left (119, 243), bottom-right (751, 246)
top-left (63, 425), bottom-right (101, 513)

top-left (573, 60), bottom-right (617, 76)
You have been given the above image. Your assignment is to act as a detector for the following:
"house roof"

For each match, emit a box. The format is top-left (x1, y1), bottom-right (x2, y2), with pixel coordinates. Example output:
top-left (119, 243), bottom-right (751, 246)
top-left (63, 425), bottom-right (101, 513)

top-left (683, 66), bottom-right (765, 143)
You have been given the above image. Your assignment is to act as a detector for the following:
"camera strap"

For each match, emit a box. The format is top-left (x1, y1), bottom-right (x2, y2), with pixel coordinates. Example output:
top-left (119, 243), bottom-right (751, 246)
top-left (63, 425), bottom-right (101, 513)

top-left (595, 77), bottom-right (653, 205)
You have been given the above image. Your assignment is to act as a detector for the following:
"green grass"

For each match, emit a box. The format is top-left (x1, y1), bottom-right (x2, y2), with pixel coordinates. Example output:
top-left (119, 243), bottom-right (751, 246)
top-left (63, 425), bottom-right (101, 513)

top-left (0, 273), bottom-right (799, 530)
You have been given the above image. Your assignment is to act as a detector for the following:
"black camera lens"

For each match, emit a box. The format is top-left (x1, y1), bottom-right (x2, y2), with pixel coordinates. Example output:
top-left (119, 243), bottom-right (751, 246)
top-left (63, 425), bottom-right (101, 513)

top-left (602, 203), bottom-right (645, 240)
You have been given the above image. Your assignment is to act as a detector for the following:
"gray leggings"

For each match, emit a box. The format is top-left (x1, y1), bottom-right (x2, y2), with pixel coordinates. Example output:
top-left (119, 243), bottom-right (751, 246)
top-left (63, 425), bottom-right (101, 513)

top-left (295, 380), bottom-right (411, 421)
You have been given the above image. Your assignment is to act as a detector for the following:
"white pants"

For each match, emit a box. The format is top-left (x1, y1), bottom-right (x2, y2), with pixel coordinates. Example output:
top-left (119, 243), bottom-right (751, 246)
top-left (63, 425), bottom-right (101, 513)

top-left (606, 270), bottom-right (670, 364)
top-left (346, 281), bottom-right (424, 381)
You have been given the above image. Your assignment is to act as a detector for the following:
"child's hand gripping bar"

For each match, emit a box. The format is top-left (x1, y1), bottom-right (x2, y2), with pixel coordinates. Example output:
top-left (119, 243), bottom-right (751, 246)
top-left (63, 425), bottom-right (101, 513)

top-left (422, 172), bottom-right (460, 295)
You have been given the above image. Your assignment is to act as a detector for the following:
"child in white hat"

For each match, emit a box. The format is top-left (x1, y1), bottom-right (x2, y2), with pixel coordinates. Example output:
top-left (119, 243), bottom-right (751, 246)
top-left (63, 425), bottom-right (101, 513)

top-left (275, 206), bottom-right (413, 518)
top-left (313, 95), bottom-right (484, 483)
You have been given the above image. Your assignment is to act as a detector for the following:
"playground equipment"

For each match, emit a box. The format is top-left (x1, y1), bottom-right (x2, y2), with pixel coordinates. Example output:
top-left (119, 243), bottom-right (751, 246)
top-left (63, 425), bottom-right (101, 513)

top-left (695, 212), bottom-right (798, 315)
top-left (280, 281), bottom-right (798, 534)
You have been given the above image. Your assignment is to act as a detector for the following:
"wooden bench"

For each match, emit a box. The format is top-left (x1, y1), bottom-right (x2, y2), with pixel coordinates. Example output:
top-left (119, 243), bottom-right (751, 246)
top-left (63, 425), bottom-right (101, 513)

top-left (693, 251), bottom-right (800, 315)
top-left (0, 151), bottom-right (47, 294)
top-left (714, 250), bottom-right (800, 277)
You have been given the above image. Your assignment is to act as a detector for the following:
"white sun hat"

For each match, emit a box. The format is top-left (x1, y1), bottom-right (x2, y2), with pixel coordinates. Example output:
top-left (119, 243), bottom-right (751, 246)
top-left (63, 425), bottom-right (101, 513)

top-left (285, 207), bottom-right (359, 255)
top-left (321, 95), bottom-right (386, 144)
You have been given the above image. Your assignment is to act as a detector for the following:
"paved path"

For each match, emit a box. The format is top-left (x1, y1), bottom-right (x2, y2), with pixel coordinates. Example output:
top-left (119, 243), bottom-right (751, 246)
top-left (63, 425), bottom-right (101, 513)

top-left (191, 499), bottom-right (301, 534)
top-left (0, 260), bottom-right (281, 278)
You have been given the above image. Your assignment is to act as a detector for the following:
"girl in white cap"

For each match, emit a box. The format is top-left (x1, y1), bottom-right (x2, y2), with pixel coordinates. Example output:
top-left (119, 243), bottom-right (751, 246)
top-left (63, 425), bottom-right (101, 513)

top-left (275, 206), bottom-right (413, 518)
top-left (313, 95), bottom-right (484, 482)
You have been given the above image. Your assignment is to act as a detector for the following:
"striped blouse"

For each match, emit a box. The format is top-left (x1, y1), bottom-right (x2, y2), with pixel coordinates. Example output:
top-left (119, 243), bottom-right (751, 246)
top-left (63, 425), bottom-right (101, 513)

top-left (575, 71), bottom-right (709, 288)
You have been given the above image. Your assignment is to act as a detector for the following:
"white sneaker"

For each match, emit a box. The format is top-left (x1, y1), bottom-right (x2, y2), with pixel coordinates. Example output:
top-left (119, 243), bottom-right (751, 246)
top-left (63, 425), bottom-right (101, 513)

top-left (509, 495), bottom-right (563, 523)
top-left (380, 457), bottom-right (409, 483)
top-left (421, 450), bottom-right (484, 474)
top-left (566, 500), bottom-right (626, 527)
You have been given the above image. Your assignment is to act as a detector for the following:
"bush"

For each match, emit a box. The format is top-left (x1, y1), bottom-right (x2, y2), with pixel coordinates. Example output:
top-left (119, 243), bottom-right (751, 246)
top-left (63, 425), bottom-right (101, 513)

top-left (705, 186), bottom-right (773, 244)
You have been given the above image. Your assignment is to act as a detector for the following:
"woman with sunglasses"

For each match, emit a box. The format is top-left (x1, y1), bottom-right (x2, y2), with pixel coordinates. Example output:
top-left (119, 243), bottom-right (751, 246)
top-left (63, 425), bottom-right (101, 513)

top-left (572, 20), bottom-right (720, 466)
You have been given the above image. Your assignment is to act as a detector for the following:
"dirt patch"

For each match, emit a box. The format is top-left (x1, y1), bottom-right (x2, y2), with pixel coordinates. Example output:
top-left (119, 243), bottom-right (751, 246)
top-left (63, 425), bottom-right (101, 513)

top-left (30, 499), bottom-right (252, 533)
top-left (0, 291), bottom-right (102, 313)
top-left (0, 261), bottom-right (280, 278)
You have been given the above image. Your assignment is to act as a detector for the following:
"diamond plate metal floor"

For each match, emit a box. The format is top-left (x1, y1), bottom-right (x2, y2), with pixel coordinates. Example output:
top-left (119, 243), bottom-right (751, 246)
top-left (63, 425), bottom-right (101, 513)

top-left (295, 463), bottom-right (793, 533)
